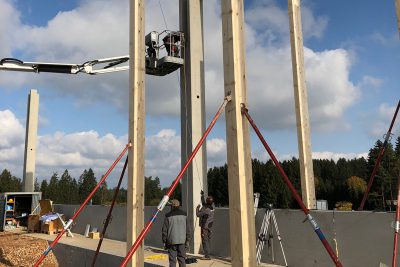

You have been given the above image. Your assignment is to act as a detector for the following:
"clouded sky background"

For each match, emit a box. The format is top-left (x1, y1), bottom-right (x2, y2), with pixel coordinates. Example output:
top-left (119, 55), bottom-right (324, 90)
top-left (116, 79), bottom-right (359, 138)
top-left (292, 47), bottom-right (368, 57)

top-left (0, 0), bottom-right (399, 187)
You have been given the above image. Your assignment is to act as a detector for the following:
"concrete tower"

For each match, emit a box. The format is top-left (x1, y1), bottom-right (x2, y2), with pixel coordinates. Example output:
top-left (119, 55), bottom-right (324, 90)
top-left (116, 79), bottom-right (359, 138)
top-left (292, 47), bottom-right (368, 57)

top-left (23, 89), bottom-right (39, 192)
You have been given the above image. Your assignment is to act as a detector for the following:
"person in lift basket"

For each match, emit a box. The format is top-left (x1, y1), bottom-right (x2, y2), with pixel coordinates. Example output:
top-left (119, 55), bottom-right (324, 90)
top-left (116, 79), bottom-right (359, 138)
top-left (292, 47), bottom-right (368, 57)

top-left (196, 191), bottom-right (214, 260)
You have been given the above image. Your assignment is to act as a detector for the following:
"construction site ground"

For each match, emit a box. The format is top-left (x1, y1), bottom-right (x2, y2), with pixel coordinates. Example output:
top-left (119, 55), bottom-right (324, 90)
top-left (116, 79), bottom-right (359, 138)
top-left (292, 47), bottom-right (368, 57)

top-left (0, 228), bottom-right (281, 266)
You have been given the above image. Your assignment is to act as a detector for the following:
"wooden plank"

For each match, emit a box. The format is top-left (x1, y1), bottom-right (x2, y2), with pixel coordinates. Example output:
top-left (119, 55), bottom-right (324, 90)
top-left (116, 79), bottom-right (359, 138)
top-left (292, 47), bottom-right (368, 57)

top-left (221, 0), bottom-right (256, 266)
top-left (127, 0), bottom-right (145, 266)
top-left (288, 0), bottom-right (316, 209)
top-left (179, 0), bottom-right (206, 254)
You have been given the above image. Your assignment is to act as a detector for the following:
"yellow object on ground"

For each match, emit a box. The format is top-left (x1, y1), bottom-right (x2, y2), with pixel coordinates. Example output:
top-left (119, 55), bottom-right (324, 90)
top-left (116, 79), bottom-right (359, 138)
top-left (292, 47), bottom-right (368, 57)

top-left (335, 201), bottom-right (352, 211)
top-left (144, 254), bottom-right (168, 261)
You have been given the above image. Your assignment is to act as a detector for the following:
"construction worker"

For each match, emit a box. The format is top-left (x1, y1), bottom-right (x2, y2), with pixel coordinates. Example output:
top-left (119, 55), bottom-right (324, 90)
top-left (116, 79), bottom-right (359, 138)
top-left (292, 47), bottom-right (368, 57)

top-left (196, 191), bottom-right (214, 260)
top-left (162, 199), bottom-right (191, 267)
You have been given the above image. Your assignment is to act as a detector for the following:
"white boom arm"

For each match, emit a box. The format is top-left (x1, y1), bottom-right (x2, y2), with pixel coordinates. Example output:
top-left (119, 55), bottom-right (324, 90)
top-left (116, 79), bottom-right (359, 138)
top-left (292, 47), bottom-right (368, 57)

top-left (0, 56), bottom-right (129, 75)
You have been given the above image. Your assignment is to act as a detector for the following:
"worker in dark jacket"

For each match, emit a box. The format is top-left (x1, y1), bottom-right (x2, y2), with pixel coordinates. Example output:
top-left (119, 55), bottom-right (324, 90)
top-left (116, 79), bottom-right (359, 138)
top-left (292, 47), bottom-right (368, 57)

top-left (162, 199), bottom-right (190, 267)
top-left (196, 191), bottom-right (214, 260)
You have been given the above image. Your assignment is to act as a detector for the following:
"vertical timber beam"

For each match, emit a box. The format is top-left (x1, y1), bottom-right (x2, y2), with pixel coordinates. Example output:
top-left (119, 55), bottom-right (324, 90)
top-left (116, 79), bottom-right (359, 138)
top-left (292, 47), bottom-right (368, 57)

top-left (221, 0), bottom-right (256, 266)
top-left (23, 89), bottom-right (39, 192)
top-left (127, 0), bottom-right (145, 266)
top-left (288, 0), bottom-right (316, 209)
top-left (396, 0), bottom-right (400, 37)
top-left (179, 0), bottom-right (207, 254)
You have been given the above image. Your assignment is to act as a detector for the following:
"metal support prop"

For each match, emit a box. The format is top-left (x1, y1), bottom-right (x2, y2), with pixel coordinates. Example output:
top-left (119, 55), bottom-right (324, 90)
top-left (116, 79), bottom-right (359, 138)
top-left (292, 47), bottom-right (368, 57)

top-left (33, 144), bottom-right (131, 267)
top-left (92, 156), bottom-right (129, 267)
top-left (359, 100), bottom-right (400, 211)
top-left (392, 173), bottom-right (400, 267)
top-left (119, 96), bottom-right (231, 267)
top-left (241, 105), bottom-right (343, 267)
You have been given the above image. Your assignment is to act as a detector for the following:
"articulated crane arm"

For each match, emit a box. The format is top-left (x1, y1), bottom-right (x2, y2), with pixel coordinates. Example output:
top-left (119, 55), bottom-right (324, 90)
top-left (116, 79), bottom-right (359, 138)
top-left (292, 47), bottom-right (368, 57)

top-left (0, 30), bottom-right (185, 76)
top-left (0, 56), bottom-right (129, 75)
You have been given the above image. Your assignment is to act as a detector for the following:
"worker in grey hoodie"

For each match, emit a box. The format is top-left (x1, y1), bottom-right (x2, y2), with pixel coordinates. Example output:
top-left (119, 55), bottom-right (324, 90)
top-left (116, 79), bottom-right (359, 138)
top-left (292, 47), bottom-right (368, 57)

top-left (196, 191), bottom-right (214, 260)
top-left (162, 199), bottom-right (190, 267)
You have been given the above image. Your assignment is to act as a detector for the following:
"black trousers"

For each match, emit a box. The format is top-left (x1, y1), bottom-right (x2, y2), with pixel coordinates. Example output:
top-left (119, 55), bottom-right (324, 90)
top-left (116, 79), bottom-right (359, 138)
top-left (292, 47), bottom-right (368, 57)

top-left (201, 228), bottom-right (211, 257)
top-left (167, 244), bottom-right (186, 267)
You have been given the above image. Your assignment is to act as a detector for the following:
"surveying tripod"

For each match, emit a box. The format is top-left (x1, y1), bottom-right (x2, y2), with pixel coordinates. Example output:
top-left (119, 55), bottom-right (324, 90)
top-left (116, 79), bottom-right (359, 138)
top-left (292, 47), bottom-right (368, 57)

top-left (256, 204), bottom-right (288, 266)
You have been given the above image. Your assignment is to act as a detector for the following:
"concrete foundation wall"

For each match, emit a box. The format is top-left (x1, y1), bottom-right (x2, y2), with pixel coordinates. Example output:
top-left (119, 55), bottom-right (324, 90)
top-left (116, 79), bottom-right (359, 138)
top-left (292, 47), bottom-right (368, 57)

top-left (54, 205), bottom-right (397, 267)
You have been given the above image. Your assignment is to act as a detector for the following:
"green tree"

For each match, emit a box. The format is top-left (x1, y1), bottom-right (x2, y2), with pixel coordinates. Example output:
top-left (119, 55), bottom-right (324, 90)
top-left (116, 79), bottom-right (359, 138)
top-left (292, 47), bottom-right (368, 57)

top-left (58, 170), bottom-right (79, 204)
top-left (207, 164), bottom-right (228, 207)
top-left (346, 176), bottom-right (367, 204)
top-left (395, 136), bottom-right (400, 161)
top-left (78, 169), bottom-right (98, 204)
top-left (0, 169), bottom-right (22, 192)
top-left (34, 178), bottom-right (40, 192)
top-left (47, 173), bottom-right (59, 202)
top-left (145, 176), bottom-right (163, 206)
top-left (116, 188), bottom-right (127, 204)
top-left (40, 180), bottom-right (49, 199)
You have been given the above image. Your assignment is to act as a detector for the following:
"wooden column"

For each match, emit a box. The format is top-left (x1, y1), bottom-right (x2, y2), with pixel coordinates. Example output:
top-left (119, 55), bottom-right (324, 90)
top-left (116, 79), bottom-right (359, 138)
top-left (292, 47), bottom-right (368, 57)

top-left (221, 0), bottom-right (256, 266)
top-left (179, 0), bottom-right (207, 254)
top-left (127, 0), bottom-right (145, 266)
top-left (23, 89), bottom-right (39, 192)
top-left (288, 0), bottom-right (316, 209)
top-left (396, 0), bottom-right (400, 37)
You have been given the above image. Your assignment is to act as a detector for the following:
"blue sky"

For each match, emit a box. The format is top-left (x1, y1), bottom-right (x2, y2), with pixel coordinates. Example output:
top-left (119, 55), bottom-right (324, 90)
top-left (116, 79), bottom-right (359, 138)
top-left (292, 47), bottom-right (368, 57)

top-left (0, 0), bottom-right (399, 187)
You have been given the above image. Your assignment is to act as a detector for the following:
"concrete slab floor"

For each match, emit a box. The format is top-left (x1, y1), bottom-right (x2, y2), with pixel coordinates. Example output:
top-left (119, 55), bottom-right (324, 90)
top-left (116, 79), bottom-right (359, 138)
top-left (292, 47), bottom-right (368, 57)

top-left (15, 230), bottom-right (282, 266)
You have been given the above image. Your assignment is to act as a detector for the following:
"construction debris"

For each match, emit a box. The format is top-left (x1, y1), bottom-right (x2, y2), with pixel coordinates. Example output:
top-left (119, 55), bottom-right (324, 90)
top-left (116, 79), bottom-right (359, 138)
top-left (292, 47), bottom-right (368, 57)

top-left (0, 231), bottom-right (58, 267)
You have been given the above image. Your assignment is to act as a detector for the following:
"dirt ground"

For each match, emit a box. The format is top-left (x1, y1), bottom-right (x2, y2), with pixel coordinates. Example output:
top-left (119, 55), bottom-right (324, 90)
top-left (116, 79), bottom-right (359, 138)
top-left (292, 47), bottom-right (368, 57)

top-left (0, 231), bottom-right (58, 267)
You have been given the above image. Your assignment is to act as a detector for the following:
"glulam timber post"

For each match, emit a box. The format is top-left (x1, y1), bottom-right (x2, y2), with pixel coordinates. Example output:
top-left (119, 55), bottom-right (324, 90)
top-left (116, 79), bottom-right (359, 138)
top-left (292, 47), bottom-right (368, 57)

top-left (221, 0), bottom-right (257, 266)
top-left (288, 0), bottom-right (316, 209)
top-left (127, 0), bottom-right (145, 266)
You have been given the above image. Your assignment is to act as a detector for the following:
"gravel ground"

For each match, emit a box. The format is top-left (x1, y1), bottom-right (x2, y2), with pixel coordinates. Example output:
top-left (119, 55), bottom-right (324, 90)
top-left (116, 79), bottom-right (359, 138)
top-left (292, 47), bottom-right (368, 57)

top-left (0, 231), bottom-right (58, 267)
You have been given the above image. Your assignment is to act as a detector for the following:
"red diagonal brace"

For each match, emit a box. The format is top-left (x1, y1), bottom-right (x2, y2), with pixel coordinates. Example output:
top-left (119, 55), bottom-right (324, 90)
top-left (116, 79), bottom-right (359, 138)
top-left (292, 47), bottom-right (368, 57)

top-left (241, 104), bottom-right (343, 267)
top-left (359, 100), bottom-right (400, 211)
top-left (33, 143), bottom-right (131, 267)
top-left (392, 173), bottom-right (400, 267)
top-left (91, 156), bottom-right (129, 267)
top-left (119, 96), bottom-right (231, 267)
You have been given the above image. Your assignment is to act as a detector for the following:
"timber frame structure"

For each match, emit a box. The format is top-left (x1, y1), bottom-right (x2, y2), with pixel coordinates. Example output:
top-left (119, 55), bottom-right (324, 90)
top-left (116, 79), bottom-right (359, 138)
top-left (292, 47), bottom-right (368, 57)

top-left (4, 0), bottom-right (400, 266)
top-left (127, 0), bottom-right (314, 266)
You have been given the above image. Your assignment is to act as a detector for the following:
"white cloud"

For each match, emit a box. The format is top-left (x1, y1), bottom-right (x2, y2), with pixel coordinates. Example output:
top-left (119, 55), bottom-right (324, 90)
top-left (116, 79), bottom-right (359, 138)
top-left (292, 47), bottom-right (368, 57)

top-left (0, 109), bottom-right (228, 186)
top-left (0, 1), bottom-right (368, 186)
top-left (369, 32), bottom-right (399, 47)
top-left (206, 138), bottom-right (227, 167)
top-left (0, 0), bottom-right (359, 133)
top-left (0, 108), bottom-right (373, 189)
top-left (0, 0), bottom-right (20, 56)
top-left (368, 103), bottom-right (400, 138)
top-left (245, 0), bottom-right (328, 45)
top-left (360, 75), bottom-right (383, 90)
top-left (0, 110), bottom-right (25, 148)
top-left (312, 151), bottom-right (368, 162)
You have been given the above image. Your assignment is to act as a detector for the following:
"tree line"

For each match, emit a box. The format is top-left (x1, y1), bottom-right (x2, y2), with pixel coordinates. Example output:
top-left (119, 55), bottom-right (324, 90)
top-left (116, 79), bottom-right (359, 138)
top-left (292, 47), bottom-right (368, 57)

top-left (0, 136), bottom-right (399, 210)
top-left (0, 167), bottom-right (178, 206)
top-left (208, 136), bottom-right (400, 210)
